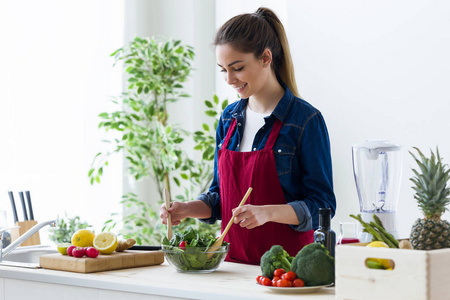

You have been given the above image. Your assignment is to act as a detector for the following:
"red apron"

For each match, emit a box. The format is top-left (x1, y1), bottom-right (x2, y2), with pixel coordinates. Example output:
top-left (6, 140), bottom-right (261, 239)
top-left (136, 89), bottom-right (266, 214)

top-left (218, 118), bottom-right (313, 265)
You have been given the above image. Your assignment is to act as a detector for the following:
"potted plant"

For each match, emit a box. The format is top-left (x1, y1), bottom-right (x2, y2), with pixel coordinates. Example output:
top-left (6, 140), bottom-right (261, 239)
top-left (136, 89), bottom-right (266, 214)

top-left (89, 36), bottom-right (227, 244)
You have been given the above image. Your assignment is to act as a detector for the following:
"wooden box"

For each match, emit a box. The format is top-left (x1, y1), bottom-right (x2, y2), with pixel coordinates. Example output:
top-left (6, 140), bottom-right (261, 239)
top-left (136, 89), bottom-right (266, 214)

top-left (335, 243), bottom-right (450, 300)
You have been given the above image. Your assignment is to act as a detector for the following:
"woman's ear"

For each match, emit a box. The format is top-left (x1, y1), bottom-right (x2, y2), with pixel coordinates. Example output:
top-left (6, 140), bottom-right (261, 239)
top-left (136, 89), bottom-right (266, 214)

top-left (261, 48), bottom-right (272, 68)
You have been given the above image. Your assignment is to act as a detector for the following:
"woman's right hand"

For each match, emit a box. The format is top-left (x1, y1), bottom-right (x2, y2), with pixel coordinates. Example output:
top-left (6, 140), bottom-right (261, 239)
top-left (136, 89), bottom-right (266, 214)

top-left (160, 201), bottom-right (189, 226)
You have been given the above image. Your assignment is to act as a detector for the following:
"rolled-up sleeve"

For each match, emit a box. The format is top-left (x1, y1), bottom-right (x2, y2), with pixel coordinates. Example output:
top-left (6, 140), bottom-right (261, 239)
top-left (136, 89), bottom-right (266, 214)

top-left (295, 111), bottom-right (336, 230)
top-left (196, 114), bottom-right (225, 224)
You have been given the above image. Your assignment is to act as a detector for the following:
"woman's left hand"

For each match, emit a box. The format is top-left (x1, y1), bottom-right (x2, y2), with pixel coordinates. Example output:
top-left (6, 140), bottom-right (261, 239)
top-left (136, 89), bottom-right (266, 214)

top-left (232, 205), bottom-right (270, 229)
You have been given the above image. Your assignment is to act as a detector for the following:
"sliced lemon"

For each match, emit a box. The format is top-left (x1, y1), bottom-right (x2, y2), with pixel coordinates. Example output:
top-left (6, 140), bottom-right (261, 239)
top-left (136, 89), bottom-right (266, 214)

top-left (57, 243), bottom-right (72, 255)
top-left (93, 232), bottom-right (118, 254)
top-left (71, 229), bottom-right (95, 247)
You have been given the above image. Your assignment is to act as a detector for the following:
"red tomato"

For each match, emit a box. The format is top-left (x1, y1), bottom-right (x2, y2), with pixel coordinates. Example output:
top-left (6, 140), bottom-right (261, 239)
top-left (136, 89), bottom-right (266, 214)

top-left (179, 241), bottom-right (188, 250)
top-left (260, 277), bottom-right (272, 286)
top-left (273, 268), bottom-right (286, 277)
top-left (256, 276), bottom-right (263, 283)
top-left (281, 271), bottom-right (296, 281)
top-left (272, 276), bottom-right (280, 286)
top-left (293, 278), bottom-right (305, 287)
top-left (277, 279), bottom-right (290, 287)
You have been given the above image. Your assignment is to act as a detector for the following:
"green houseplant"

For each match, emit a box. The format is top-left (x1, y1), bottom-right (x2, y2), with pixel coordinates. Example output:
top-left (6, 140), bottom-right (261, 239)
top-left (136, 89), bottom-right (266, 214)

top-left (89, 36), bottom-right (227, 245)
top-left (48, 214), bottom-right (91, 244)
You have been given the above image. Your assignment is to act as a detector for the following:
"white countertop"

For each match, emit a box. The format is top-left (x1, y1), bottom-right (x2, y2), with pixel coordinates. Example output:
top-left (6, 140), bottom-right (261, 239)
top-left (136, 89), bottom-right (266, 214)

top-left (0, 260), bottom-right (335, 299)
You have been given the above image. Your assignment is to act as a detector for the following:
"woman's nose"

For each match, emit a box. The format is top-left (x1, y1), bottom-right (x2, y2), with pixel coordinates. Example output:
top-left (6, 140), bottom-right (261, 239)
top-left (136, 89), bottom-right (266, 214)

top-left (225, 72), bottom-right (236, 85)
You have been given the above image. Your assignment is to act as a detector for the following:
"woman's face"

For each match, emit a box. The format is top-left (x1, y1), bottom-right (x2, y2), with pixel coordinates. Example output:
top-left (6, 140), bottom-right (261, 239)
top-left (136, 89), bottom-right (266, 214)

top-left (216, 44), bottom-right (269, 99)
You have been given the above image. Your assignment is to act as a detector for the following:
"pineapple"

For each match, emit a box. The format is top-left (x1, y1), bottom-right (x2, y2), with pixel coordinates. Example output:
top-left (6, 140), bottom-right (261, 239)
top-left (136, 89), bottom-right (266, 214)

top-left (409, 147), bottom-right (450, 250)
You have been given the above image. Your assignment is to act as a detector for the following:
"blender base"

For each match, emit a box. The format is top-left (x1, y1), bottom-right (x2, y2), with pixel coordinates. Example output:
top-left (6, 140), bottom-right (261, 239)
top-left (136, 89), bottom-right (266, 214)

top-left (358, 212), bottom-right (399, 243)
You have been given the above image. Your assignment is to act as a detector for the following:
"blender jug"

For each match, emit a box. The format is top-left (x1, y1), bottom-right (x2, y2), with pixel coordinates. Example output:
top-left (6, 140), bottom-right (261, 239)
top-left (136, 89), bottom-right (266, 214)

top-left (352, 140), bottom-right (402, 241)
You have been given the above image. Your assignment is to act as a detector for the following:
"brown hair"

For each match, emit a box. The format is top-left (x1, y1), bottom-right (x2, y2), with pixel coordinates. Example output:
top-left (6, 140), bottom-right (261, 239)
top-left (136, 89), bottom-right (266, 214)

top-left (214, 7), bottom-right (300, 97)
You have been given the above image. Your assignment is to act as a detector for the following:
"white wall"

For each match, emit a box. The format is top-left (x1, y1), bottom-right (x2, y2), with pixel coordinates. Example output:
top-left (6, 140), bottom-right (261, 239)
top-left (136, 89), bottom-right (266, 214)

top-left (0, 0), bottom-right (124, 241)
top-left (213, 0), bottom-right (450, 238)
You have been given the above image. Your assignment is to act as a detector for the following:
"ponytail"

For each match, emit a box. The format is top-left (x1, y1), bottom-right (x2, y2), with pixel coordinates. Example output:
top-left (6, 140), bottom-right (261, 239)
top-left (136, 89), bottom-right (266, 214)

top-left (215, 7), bottom-right (300, 98)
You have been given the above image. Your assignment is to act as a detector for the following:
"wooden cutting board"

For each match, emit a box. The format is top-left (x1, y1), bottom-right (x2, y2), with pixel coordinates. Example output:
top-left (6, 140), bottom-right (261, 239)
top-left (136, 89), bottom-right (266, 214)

top-left (39, 250), bottom-right (164, 273)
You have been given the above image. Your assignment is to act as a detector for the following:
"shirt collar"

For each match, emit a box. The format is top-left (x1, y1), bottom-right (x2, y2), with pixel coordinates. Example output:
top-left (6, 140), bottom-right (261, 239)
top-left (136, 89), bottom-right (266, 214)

top-left (230, 86), bottom-right (294, 122)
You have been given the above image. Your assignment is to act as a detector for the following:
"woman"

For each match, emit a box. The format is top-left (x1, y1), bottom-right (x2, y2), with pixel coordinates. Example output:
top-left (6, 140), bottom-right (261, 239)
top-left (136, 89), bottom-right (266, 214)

top-left (160, 7), bottom-right (336, 265)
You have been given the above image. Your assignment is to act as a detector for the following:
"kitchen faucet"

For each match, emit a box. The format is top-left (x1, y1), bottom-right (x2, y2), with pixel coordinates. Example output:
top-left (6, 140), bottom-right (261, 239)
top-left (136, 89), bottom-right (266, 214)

top-left (0, 220), bottom-right (56, 262)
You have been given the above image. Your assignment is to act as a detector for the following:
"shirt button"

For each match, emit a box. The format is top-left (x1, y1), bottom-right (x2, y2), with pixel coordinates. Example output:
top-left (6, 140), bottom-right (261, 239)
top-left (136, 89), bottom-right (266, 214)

top-left (253, 148), bottom-right (257, 151)
top-left (278, 149), bottom-right (282, 153)
top-left (238, 123), bottom-right (241, 126)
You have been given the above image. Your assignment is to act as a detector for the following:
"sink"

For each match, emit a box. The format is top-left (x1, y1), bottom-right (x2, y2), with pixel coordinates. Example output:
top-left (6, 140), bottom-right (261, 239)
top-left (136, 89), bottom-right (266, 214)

top-left (0, 245), bottom-right (58, 269)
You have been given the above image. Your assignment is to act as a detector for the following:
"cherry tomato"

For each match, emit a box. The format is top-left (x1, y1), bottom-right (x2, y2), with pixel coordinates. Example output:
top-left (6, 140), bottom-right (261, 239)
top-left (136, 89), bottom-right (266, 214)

top-left (293, 278), bottom-right (305, 287)
top-left (260, 276), bottom-right (272, 286)
top-left (277, 279), bottom-right (290, 287)
top-left (179, 241), bottom-right (188, 250)
top-left (281, 271), bottom-right (296, 281)
top-left (256, 276), bottom-right (263, 283)
top-left (273, 268), bottom-right (286, 277)
top-left (272, 276), bottom-right (280, 286)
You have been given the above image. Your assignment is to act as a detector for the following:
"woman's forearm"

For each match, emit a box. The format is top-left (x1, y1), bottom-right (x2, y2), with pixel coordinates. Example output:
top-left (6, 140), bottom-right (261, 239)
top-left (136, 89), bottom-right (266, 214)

top-left (265, 204), bottom-right (300, 225)
top-left (186, 200), bottom-right (212, 219)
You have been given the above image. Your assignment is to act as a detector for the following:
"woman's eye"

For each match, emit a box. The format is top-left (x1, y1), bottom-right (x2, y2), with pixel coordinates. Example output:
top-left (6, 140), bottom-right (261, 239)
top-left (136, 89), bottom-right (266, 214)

top-left (234, 67), bottom-right (244, 72)
top-left (220, 69), bottom-right (227, 73)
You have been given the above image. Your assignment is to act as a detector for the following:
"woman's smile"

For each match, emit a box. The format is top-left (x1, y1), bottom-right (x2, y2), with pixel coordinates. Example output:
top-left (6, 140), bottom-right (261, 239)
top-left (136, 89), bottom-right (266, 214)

top-left (234, 83), bottom-right (247, 93)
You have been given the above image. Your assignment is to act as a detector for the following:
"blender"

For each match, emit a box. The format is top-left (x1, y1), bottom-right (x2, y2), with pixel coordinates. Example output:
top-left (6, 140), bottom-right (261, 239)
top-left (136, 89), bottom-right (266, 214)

top-left (352, 140), bottom-right (402, 242)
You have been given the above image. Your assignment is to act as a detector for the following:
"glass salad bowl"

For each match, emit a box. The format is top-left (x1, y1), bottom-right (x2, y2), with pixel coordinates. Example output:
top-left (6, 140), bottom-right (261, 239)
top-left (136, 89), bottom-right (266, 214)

top-left (162, 244), bottom-right (229, 273)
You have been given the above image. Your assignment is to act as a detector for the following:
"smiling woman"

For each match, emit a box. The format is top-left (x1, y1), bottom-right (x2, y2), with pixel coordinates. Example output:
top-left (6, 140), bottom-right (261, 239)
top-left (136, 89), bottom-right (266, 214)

top-left (0, 0), bottom-right (124, 236)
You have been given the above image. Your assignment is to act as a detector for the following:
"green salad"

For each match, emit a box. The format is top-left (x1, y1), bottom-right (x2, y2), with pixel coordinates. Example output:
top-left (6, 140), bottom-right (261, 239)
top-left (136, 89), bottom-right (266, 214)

top-left (162, 227), bottom-right (229, 271)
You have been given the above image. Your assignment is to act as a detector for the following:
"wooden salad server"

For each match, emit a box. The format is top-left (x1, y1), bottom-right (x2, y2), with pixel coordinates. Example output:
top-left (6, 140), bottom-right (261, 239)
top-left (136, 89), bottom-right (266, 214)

top-left (207, 187), bottom-right (253, 259)
top-left (164, 188), bottom-right (173, 241)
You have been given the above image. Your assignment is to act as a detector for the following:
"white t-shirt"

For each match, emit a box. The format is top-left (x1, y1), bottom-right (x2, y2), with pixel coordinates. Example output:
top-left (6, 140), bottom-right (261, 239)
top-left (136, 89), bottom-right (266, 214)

top-left (239, 105), bottom-right (271, 152)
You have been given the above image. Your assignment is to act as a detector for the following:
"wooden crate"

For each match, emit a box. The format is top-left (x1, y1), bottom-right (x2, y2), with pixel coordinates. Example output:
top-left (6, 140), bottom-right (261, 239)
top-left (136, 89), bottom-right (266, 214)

top-left (335, 243), bottom-right (450, 300)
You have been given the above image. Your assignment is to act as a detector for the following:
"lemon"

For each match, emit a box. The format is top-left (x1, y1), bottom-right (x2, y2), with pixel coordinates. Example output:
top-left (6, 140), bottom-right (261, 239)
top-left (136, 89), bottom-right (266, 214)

top-left (71, 229), bottom-right (95, 247)
top-left (93, 232), bottom-right (118, 254)
top-left (367, 241), bottom-right (389, 248)
top-left (57, 243), bottom-right (72, 255)
top-left (367, 241), bottom-right (391, 269)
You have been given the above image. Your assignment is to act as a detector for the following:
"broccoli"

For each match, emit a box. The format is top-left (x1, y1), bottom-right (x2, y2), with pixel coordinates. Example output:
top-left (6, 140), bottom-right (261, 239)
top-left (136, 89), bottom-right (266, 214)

top-left (291, 243), bottom-right (334, 286)
top-left (260, 245), bottom-right (293, 278)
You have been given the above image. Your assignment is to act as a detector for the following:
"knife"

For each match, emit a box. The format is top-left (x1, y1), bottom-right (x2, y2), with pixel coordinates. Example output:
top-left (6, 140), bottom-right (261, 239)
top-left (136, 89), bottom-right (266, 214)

top-left (25, 191), bottom-right (34, 220)
top-left (7, 191), bottom-right (19, 223)
top-left (19, 192), bottom-right (29, 221)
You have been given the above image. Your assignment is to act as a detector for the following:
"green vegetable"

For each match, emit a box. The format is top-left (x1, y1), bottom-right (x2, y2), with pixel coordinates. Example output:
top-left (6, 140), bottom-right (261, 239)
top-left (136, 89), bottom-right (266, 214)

top-left (260, 245), bottom-right (293, 278)
top-left (161, 226), bottom-right (228, 271)
top-left (291, 243), bottom-right (334, 286)
top-left (366, 259), bottom-right (384, 269)
top-left (350, 214), bottom-right (399, 248)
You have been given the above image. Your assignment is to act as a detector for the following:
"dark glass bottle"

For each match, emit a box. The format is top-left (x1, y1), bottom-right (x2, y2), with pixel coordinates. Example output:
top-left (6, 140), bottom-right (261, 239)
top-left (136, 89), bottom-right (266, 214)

top-left (314, 208), bottom-right (336, 258)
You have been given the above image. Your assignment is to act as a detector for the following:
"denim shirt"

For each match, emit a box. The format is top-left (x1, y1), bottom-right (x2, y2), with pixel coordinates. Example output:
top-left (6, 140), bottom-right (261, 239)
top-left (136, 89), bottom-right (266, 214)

top-left (197, 87), bottom-right (336, 231)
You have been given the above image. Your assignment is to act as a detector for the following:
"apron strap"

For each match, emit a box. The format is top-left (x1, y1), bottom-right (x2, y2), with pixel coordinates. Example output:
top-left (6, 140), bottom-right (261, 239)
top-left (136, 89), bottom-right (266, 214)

top-left (264, 118), bottom-right (283, 150)
top-left (222, 118), bottom-right (237, 149)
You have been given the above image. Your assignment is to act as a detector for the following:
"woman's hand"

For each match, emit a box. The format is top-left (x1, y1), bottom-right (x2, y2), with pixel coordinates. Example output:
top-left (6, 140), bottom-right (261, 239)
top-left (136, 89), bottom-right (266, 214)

top-left (232, 204), bottom-right (300, 229)
top-left (160, 200), bottom-right (213, 225)
top-left (160, 201), bottom-right (189, 226)
top-left (232, 205), bottom-right (270, 229)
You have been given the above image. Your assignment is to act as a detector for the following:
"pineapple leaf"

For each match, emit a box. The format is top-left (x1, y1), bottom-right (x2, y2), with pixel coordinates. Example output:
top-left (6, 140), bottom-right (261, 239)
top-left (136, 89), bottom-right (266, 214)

top-left (410, 146), bottom-right (450, 217)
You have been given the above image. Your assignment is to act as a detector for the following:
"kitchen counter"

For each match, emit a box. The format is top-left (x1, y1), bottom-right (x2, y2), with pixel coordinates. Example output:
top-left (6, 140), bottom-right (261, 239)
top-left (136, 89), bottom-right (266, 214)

top-left (0, 260), bottom-right (335, 299)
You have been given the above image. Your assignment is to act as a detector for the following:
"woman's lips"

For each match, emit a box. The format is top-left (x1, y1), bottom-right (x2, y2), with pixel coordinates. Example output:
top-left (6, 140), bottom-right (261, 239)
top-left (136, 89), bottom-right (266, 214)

top-left (234, 83), bottom-right (247, 93)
